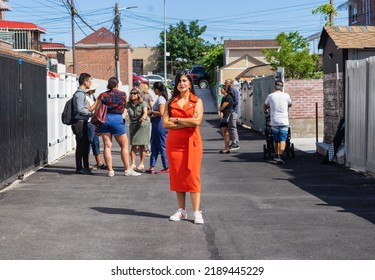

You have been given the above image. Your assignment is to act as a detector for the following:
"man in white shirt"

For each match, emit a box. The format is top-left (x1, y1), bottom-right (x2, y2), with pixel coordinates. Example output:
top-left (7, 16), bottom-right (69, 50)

top-left (264, 80), bottom-right (292, 163)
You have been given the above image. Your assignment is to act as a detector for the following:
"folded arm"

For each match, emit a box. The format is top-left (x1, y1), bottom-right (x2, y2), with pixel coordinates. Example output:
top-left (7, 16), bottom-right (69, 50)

top-left (163, 99), bottom-right (203, 129)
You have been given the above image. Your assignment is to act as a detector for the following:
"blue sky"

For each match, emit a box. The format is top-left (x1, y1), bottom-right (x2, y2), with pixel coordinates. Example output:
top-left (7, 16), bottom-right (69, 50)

top-left (5, 0), bottom-right (348, 48)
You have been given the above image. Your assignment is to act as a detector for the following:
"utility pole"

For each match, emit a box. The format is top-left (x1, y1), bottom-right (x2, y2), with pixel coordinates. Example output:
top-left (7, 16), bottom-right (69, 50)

top-left (114, 3), bottom-right (121, 81)
top-left (329, 0), bottom-right (333, 26)
top-left (69, 0), bottom-right (76, 74)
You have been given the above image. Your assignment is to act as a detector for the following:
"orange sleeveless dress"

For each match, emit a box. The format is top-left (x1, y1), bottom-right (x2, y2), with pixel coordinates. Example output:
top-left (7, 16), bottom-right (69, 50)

top-left (166, 94), bottom-right (203, 193)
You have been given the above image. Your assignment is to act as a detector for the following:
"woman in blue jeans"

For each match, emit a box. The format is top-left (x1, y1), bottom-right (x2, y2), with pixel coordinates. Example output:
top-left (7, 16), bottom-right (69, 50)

top-left (146, 82), bottom-right (169, 174)
top-left (86, 84), bottom-right (106, 169)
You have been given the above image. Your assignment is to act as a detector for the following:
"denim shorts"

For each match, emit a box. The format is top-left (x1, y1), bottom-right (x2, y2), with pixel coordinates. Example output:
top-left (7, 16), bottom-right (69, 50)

top-left (271, 126), bottom-right (289, 142)
top-left (98, 113), bottom-right (126, 136)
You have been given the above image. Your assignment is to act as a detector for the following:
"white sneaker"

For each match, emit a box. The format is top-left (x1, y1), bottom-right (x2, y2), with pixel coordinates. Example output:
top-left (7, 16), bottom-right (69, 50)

top-left (169, 208), bottom-right (187, 221)
top-left (124, 169), bottom-right (141, 176)
top-left (108, 170), bottom-right (115, 177)
top-left (194, 211), bottom-right (204, 224)
top-left (273, 157), bottom-right (285, 164)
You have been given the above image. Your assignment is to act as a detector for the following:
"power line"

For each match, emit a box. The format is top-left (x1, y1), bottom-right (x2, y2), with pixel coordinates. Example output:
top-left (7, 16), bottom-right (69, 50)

top-left (5, 0), bottom-right (348, 46)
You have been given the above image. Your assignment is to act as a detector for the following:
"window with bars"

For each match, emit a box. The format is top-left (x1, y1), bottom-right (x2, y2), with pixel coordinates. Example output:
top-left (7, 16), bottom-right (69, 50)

top-left (352, 5), bottom-right (358, 23)
top-left (0, 29), bottom-right (41, 51)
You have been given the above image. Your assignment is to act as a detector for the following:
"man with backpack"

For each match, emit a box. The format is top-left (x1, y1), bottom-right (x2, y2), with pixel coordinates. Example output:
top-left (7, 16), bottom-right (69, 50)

top-left (72, 73), bottom-right (93, 175)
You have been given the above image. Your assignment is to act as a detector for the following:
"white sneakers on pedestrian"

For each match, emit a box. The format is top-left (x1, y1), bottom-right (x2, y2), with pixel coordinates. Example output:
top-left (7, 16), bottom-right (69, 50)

top-left (229, 143), bottom-right (240, 151)
top-left (124, 169), bottom-right (141, 176)
top-left (169, 208), bottom-right (187, 221)
top-left (108, 169), bottom-right (141, 177)
top-left (169, 209), bottom-right (204, 224)
top-left (194, 211), bottom-right (204, 224)
top-left (273, 156), bottom-right (285, 164)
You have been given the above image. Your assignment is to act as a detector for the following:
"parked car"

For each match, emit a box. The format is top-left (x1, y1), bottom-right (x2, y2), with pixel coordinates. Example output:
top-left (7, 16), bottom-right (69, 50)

top-left (143, 74), bottom-right (165, 85)
top-left (169, 79), bottom-right (175, 89)
top-left (133, 73), bottom-right (149, 85)
top-left (190, 65), bottom-right (210, 89)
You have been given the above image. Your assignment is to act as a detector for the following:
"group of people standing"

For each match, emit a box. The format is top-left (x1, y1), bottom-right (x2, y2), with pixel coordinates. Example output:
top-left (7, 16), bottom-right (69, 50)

top-left (218, 78), bottom-right (292, 165)
top-left (71, 72), bottom-right (205, 224)
top-left (218, 78), bottom-right (241, 153)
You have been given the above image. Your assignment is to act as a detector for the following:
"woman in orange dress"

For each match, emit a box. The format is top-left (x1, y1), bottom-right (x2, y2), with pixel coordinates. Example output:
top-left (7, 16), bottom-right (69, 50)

top-left (162, 71), bottom-right (204, 224)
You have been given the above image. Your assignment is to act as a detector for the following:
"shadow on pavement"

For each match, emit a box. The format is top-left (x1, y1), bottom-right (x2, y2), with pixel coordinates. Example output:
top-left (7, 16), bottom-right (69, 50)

top-left (245, 150), bottom-right (375, 225)
top-left (202, 114), bottom-right (375, 225)
top-left (91, 207), bottom-right (169, 219)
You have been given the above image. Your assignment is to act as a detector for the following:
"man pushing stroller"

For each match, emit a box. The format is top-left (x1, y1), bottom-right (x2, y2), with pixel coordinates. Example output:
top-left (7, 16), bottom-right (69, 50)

top-left (264, 80), bottom-right (292, 163)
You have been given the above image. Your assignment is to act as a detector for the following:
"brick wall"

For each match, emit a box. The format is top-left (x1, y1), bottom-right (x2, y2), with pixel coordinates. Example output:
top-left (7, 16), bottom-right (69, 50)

top-left (76, 47), bottom-right (131, 86)
top-left (322, 73), bottom-right (344, 142)
top-left (285, 79), bottom-right (324, 138)
top-left (0, 41), bottom-right (46, 65)
top-left (285, 79), bottom-right (324, 118)
top-left (0, 39), bottom-right (12, 51)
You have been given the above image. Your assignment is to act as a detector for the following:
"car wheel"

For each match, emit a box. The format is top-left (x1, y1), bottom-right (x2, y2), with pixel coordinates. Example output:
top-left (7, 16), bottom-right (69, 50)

top-left (199, 80), bottom-right (209, 89)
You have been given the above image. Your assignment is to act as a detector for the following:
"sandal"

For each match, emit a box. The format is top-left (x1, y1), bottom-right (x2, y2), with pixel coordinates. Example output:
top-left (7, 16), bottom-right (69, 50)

top-left (89, 164), bottom-right (97, 170)
top-left (96, 163), bottom-right (107, 170)
top-left (219, 150), bottom-right (230, 154)
top-left (137, 164), bottom-right (145, 171)
top-left (156, 168), bottom-right (170, 174)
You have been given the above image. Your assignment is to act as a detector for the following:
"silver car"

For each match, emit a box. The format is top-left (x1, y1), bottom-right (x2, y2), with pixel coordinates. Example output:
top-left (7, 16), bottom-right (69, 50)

top-left (143, 74), bottom-right (165, 85)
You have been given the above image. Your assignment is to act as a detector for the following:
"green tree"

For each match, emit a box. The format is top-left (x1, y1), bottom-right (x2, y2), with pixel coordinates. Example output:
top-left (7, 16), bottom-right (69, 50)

top-left (201, 43), bottom-right (224, 85)
top-left (262, 31), bottom-right (322, 79)
top-left (312, 3), bottom-right (337, 26)
top-left (157, 20), bottom-right (207, 75)
top-left (201, 43), bottom-right (223, 70)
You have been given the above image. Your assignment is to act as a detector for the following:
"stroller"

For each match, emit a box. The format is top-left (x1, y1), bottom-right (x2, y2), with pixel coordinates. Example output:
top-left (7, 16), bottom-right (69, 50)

top-left (263, 111), bottom-right (295, 159)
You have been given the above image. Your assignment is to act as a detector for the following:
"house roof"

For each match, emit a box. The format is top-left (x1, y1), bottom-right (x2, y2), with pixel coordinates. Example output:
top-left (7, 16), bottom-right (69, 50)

top-left (41, 42), bottom-right (68, 51)
top-left (318, 26), bottom-right (375, 49)
top-left (235, 64), bottom-right (273, 80)
top-left (219, 54), bottom-right (266, 70)
top-left (76, 27), bottom-right (128, 45)
top-left (0, 20), bottom-right (46, 33)
top-left (224, 39), bottom-right (278, 49)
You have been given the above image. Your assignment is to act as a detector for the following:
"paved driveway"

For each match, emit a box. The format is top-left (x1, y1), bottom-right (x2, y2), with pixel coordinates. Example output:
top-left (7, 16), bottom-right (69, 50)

top-left (1, 114), bottom-right (375, 260)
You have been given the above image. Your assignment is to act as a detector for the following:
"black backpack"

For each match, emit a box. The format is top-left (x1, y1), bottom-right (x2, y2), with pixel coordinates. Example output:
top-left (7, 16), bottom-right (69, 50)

top-left (61, 95), bottom-right (76, 125)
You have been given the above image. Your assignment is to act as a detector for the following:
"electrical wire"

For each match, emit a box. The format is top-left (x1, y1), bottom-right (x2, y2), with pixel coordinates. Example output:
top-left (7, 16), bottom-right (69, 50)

top-left (4, 0), bottom-right (349, 45)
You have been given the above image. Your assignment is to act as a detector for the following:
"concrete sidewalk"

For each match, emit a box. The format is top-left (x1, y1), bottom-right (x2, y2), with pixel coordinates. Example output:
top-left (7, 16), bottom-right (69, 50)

top-left (1, 114), bottom-right (375, 260)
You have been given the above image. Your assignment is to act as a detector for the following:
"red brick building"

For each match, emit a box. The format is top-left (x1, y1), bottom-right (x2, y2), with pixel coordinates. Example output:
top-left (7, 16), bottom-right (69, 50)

top-left (75, 27), bottom-right (132, 85)
top-left (345, 0), bottom-right (375, 25)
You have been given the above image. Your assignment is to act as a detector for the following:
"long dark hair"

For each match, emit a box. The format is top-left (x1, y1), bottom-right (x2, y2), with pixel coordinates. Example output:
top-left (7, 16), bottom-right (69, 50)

top-left (153, 81), bottom-right (168, 101)
top-left (168, 70), bottom-right (196, 116)
top-left (107, 76), bottom-right (119, 90)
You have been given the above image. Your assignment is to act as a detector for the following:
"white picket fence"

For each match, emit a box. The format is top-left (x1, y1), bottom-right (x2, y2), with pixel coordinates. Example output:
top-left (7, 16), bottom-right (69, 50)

top-left (47, 73), bottom-right (77, 164)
